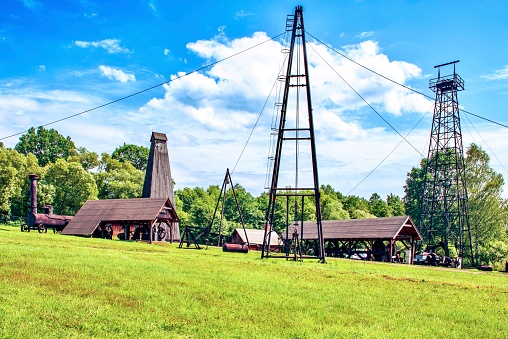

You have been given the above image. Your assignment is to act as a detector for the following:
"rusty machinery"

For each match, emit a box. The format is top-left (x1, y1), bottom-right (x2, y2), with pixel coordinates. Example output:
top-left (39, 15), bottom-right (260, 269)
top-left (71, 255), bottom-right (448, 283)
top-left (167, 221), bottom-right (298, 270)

top-left (21, 174), bottom-right (73, 233)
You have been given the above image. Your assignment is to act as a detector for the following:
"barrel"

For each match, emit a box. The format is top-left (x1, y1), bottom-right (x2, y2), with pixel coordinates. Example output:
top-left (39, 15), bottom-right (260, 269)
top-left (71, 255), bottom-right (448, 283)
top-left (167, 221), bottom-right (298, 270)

top-left (222, 243), bottom-right (249, 253)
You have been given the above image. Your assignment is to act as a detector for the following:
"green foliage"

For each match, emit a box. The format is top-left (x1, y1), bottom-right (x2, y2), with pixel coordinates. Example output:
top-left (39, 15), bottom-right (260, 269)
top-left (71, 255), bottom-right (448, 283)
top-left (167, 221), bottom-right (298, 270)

top-left (386, 193), bottom-right (405, 216)
top-left (321, 188), bottom-right (349, 220)
top-left (15, 126), bottom-right (77, 166)
top-left (1, 227), bottom-right (507, 338)
top-left (95, 153), bottom-right (144, 199)
top-left (43, 159), bottom-right (98, 215)
top-left (223, 184), bottom-right (265, 228)
top-left (343, 195), bottom-right (370, 218)
top-left (350, 209), bottom-right (376, 219)
top-left (0, 146), bottom-right (43, 216)
top-left (368, 193), bottom-right (390, 217)
top-left (404, 143), bottom-right (508, 266)
top-left (465, 144), bottom-right (508, 265)
top-left (403, 159), bottom-right (427, 222)
top-left (111, 143), bottom-right (149, 171)
top-left (68, 147), bottom-right (99, 170)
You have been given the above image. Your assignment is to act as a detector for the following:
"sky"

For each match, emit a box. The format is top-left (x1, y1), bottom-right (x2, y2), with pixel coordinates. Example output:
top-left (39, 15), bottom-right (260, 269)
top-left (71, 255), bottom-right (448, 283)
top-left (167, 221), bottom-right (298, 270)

top-left (1, 0), bottom-right (508, 199)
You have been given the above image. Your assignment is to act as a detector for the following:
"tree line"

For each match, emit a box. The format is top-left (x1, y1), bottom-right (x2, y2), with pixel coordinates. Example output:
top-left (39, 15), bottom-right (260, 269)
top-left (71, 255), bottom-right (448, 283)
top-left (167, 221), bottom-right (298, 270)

top-left (1, 127), bottom-right (506, 267)
top-left (0, 127), bottom-right (404, 223)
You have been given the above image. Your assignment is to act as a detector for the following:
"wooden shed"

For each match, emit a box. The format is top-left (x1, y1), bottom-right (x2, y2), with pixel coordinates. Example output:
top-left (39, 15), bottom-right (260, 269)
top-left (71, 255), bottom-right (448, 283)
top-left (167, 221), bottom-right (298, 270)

top-left (231, 228), bottom-right (281, 251)
top-left (61, 198), bottom-right (179, 242)
top-left (285, 216), bottom-right (422, 264)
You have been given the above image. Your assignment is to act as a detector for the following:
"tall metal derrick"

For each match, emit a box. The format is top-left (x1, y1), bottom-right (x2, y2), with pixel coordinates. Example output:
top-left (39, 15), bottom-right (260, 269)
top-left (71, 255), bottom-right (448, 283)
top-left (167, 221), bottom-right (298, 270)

top-left (419, 61), bottom-right (474, 267)
top-left (261, 6), bottom-right (325, 262)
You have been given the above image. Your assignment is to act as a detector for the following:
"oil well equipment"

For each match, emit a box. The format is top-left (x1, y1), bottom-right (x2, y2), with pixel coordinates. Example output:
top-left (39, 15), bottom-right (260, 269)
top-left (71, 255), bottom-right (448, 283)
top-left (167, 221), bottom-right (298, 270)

top-left (22, 174), bottom-right (73, 233)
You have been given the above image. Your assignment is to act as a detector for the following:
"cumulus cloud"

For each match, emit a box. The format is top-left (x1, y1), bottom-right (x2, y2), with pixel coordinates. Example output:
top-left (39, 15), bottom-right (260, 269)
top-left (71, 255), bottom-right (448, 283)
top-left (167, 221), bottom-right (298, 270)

top-left (0, 30), bottom-right (443, 198)
top-left (125, 31), bottom-right (436, 194)
top-left (481, 65), bottom-right (508, 80)
top-left (99, 65), bottom-right (136, 83)
top-left (74, 39), bottom-right (131, 54)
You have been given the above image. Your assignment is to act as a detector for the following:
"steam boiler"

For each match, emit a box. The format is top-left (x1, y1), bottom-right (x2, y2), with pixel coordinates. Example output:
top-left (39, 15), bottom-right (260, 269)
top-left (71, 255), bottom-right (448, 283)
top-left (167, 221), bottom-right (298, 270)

top-left (21, 174), bottom-right (73, 233)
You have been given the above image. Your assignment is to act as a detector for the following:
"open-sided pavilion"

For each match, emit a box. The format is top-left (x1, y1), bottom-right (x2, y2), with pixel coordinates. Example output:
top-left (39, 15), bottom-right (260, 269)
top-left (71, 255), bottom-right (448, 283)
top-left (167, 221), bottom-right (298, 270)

top-left (285, 216), bottom-right (422, 264)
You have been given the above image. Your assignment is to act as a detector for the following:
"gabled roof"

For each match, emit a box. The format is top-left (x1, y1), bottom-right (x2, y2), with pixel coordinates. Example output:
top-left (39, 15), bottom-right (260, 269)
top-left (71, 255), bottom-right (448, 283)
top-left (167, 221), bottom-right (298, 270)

top-left (61, 198), bottom-right (178, 236)
top-left (151, 132), bottom-right (167, 142)
top-left (286, 216), bottom-right (422, 241)
top-left (232, 228), bottom-right (281, 246)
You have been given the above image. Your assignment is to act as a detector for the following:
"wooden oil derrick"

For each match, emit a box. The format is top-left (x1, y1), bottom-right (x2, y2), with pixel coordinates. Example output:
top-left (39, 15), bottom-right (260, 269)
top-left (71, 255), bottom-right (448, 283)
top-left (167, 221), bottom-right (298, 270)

top-left (143, 131), bottom-right (180, 242)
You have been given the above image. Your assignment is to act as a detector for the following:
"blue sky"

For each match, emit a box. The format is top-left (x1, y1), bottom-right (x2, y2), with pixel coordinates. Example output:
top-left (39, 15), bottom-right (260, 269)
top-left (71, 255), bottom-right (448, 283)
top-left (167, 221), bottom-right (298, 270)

top-left (1, 0), bottom-right (508, 199)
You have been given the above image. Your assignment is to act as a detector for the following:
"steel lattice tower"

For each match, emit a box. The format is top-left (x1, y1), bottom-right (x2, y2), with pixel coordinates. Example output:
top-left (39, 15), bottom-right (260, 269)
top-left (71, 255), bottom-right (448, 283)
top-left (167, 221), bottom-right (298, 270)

top-left (419, 61), bottom-right (474, 267)
top-left (261, 6), bottom-right (325, 263)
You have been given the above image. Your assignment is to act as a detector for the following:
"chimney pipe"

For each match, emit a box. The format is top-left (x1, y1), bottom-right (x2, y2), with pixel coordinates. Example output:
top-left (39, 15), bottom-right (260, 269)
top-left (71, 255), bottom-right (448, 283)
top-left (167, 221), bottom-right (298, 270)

top-left (43, 205), bottom-right (53, 215)
top-left (28, 174), bottom-right (38, 214)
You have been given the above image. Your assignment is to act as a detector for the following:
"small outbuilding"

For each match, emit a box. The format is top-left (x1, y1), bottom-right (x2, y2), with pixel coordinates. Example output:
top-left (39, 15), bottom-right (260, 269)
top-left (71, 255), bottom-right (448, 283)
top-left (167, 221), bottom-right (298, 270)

top-left (285, 216), bottom-right (422, 264)
top-left (61, 198), bottom-right (179, 242)
top-left (230, 228), bottom-right (282, 251)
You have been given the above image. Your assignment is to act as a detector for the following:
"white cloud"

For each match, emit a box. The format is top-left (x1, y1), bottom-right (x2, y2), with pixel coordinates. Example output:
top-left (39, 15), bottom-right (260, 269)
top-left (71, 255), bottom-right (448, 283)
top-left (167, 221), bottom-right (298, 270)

top-left (84, 13), bottom-right (97, 18)
top-left (164, 48), bottom-right (170, 55)
top-left (38, 65), bottom-right (46, 72)
top-left (99, 65), bottom-right (136, 83)
top-left (0, 31), bottom-right (449, 198)
top-left (125, 32), bottom-right (434, 195)
top-left (149, 1), bottom-right (157, 14)
top-left (356, 31), bottom-right (374, 38)
top-left (235, 10), bottom-right (254, 20)
top-left (22, 0), bottom-right (40, 10)
top-left (74, 39), bottom-right (131, 54)
top-left (481, 65), bottom-right (508, 80)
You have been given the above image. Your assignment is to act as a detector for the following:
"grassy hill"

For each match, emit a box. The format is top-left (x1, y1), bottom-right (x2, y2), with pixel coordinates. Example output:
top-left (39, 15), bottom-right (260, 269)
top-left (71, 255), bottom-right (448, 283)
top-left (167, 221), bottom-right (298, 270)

top-left (1, 224), bottom-right (507, 338)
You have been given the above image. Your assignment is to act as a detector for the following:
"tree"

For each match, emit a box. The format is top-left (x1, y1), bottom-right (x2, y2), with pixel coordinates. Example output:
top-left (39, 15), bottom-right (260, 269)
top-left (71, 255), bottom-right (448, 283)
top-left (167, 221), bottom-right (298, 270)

top-left (15, 126), bottom-right (77, 166)
top-left (368, 193), bottom-right (390, 217)
top-left (386, 194), bottom-right (405, 216)
top-left (0, 146), bottom-right (44, 217)
top-left (43, 159), bottom-right (98, 215)
top-left (95, 153), bottom-right (144, 199)
top-left (320, 187), bottom-right (349, 220)
top-left (465, 144), bottom-right (508, 266)
top-left (68, 147), bottom-right (99, 171)
top-left (223, 184), bottom-right (265, 228)
top-left (342, 195), bottom-right (370, 218)
top-left (404, 143), bottom-right (508, 267)
top-left (403, 159), bottom-right (429, 224)
top-left (111, 143), bottom-right (149, 171)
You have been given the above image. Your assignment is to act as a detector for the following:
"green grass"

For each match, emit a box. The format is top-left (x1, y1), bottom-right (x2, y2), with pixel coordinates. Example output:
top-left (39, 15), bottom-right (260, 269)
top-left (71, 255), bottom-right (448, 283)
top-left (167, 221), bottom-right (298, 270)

top-left (1, 225), bottom-right (507, 338)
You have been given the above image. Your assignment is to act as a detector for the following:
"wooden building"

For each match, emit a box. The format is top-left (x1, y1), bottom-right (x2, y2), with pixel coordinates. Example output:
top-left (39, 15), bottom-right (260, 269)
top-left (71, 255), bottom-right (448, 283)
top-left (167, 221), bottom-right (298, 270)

top-left (142, 132), bottom-right (180, 241)
top-left (285, 216), bottom-right (422, 264)
top-left (231, 228), bottom-right (281, 251)
top-left (61, 198), bottom-right (179, 242)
